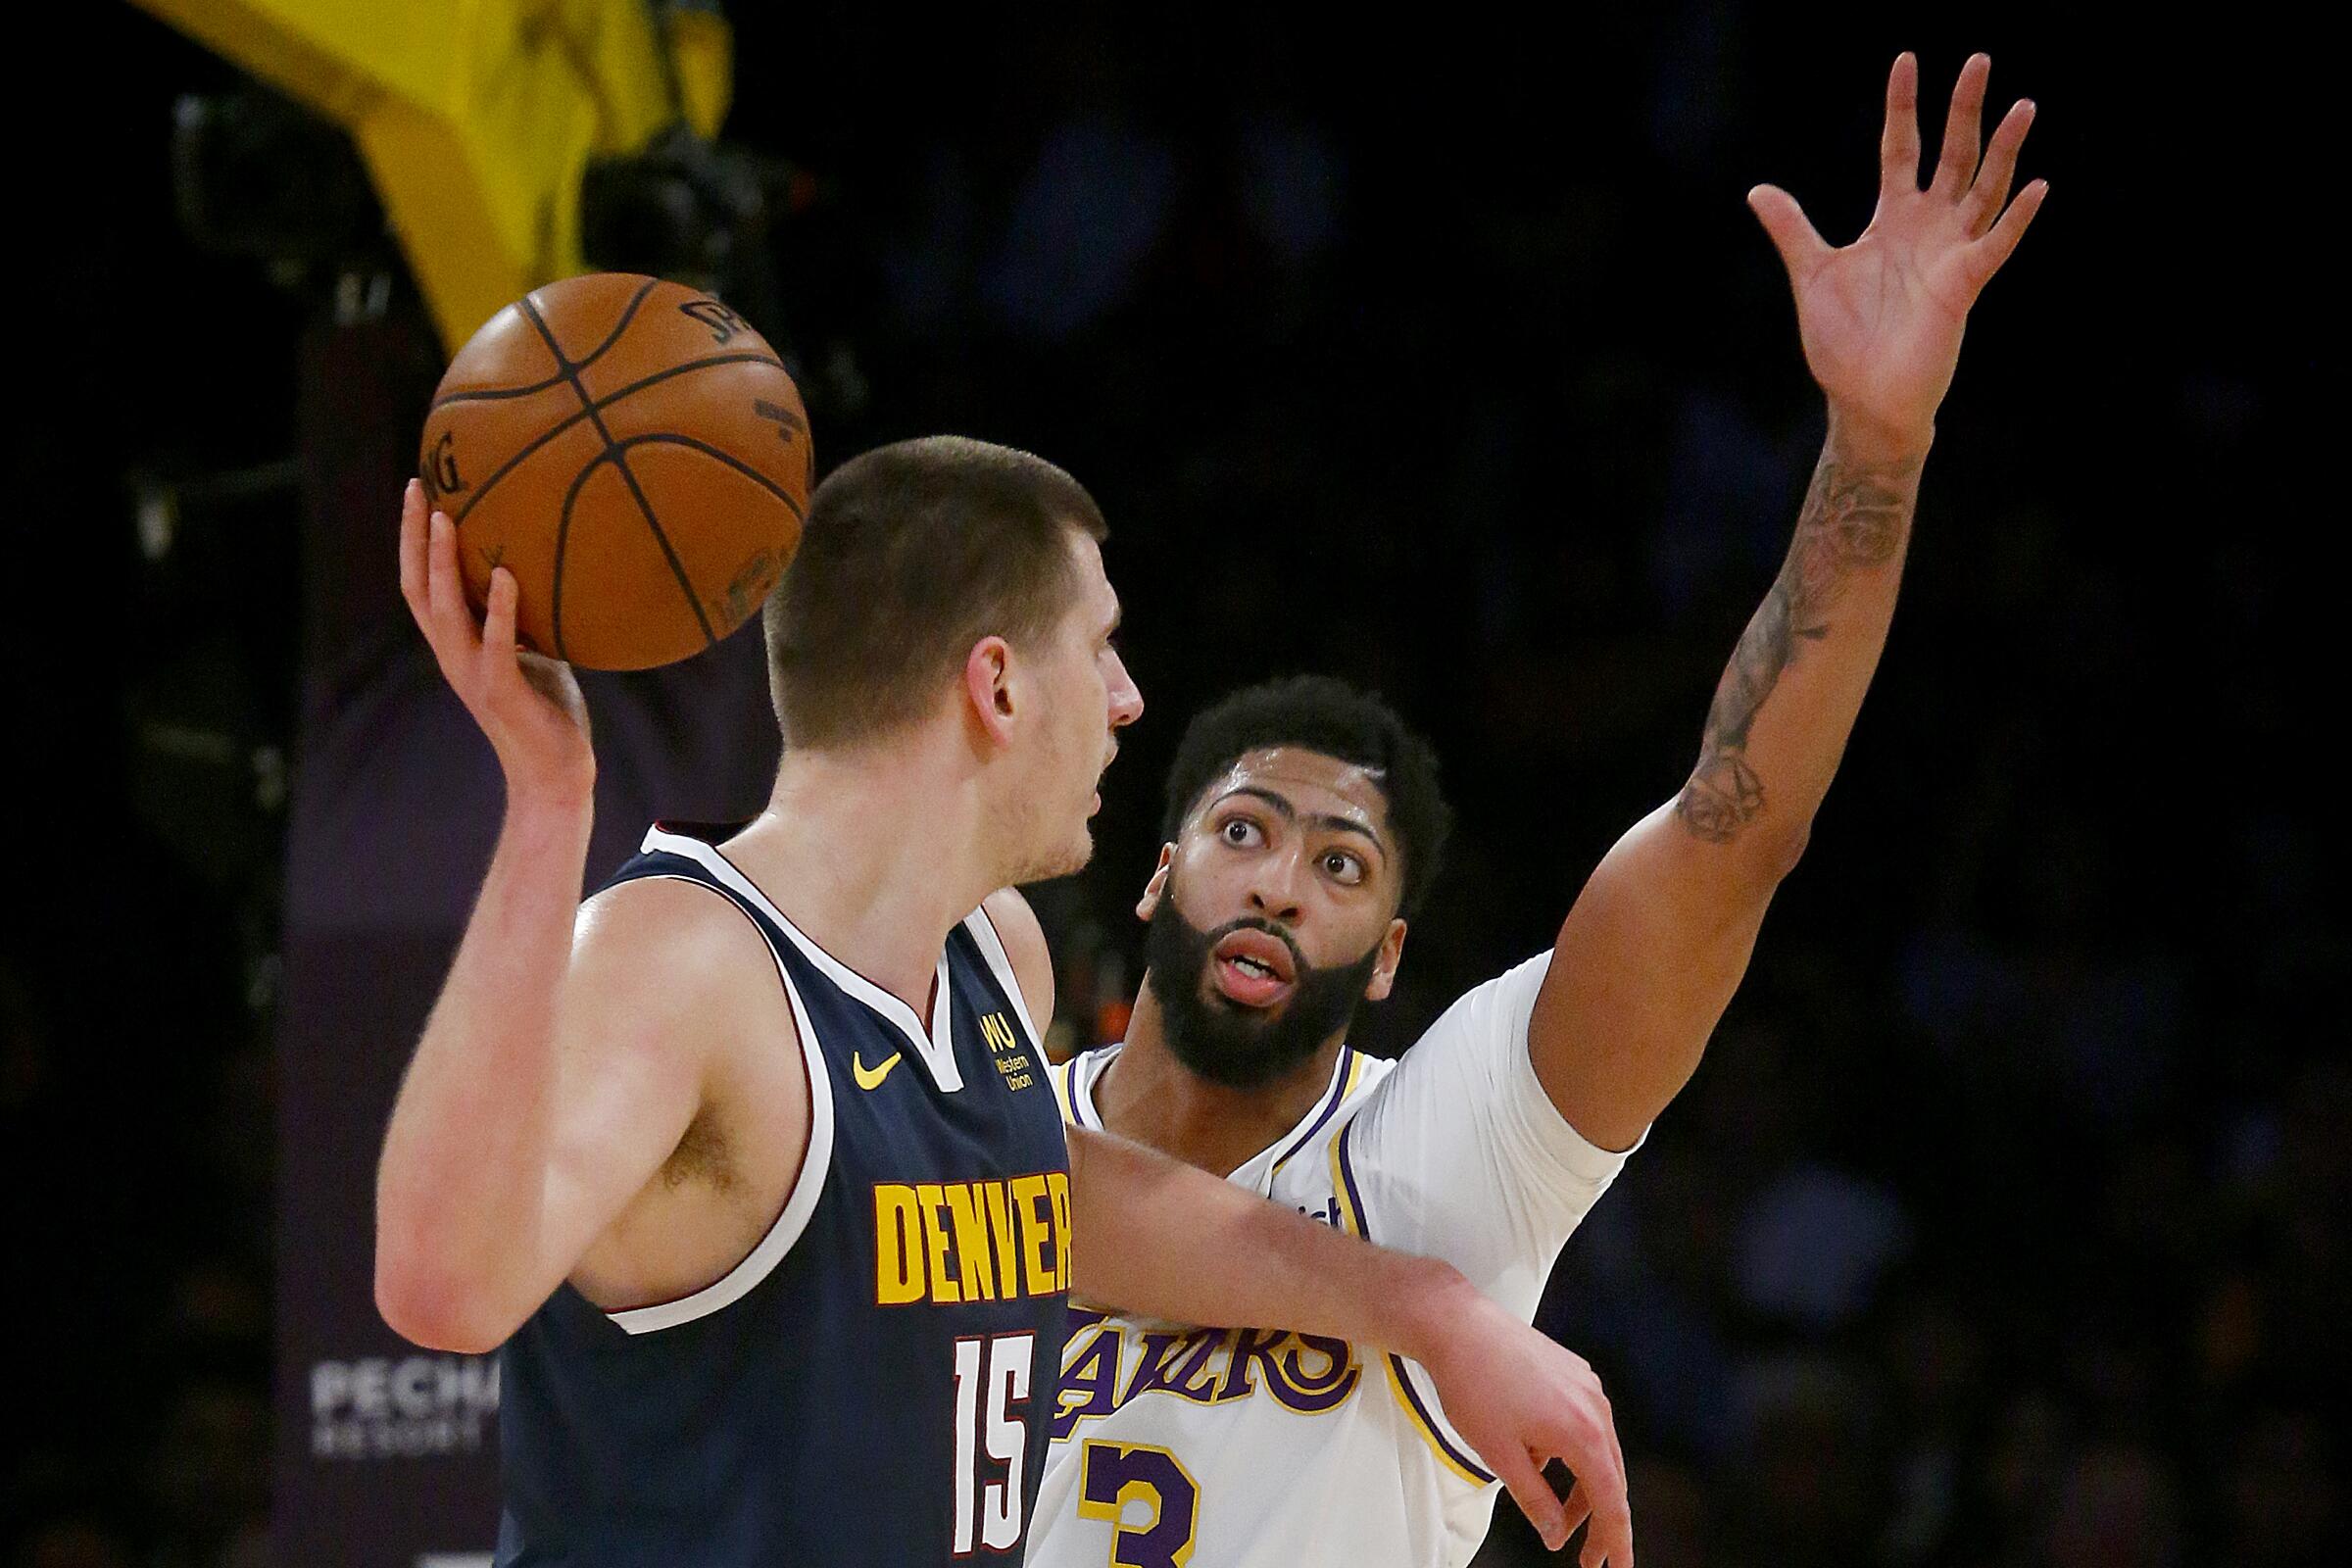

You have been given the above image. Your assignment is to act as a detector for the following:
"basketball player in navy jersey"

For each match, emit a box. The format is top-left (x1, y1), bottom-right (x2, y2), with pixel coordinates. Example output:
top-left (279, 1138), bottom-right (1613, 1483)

top-left (1034, 53), bottom-right (2043, 1568)
top-left (374, 437), bottom-right (1628, 1566)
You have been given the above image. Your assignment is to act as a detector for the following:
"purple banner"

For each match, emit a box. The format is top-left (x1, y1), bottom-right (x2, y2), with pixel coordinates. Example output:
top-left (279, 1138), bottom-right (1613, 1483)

top-left (273, 310), bottom-right (780, 1566)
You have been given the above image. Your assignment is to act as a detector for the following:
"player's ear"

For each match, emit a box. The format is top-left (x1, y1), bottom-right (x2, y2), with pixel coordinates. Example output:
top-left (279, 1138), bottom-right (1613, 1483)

top-left (961, 636), bottom-right (1017, 747)
top-left (1134, 846), bottom-right (1175, 920)
top-left (1364, 918), bottom-right (1408, 1003)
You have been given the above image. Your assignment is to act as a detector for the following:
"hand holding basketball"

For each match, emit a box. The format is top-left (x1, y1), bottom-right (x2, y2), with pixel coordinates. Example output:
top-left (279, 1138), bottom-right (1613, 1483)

top-left (398, 478), bottom-right (595, 800)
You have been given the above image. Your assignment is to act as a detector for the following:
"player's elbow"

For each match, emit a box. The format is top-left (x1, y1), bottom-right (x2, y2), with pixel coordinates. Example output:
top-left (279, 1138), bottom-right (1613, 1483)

top-left (373, 1250), bottom-right (519, 1354)
top-left (1755, 815), bottom-right (1813, 884)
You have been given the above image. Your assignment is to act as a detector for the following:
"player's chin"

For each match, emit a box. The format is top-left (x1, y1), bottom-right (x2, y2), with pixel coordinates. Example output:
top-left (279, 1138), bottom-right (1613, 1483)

top-left (1038, 824), bottom-right (1098, 881)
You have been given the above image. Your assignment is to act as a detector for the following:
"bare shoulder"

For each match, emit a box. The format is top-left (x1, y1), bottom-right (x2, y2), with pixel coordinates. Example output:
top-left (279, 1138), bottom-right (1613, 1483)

top-left (569, 875), bottom-right (797, 1051)
top-left (979, 886), bottom-right (1055, 1032)
top-left (561, 874), bottom-right (812, 1309)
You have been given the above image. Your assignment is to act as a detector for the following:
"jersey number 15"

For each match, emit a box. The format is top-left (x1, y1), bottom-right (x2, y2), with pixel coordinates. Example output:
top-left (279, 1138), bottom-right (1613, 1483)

top-left (952, 1333), bottom-right (1034, 1554)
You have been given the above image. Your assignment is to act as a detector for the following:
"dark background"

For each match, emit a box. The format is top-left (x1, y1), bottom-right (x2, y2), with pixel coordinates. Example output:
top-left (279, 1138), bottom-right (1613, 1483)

top-left (2, 4), bottom-right (2330, 1566)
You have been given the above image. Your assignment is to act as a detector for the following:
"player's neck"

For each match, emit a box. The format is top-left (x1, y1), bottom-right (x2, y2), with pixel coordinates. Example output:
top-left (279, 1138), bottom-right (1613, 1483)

top-left (723, 743), bottom-right (1003, 1017)
top-left (1095, 986), bottom-right (1348, 1178)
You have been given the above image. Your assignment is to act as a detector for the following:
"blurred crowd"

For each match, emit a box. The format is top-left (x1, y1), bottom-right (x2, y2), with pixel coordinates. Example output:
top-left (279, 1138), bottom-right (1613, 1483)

top-left (6, 6), bottom-right (2328, 1566)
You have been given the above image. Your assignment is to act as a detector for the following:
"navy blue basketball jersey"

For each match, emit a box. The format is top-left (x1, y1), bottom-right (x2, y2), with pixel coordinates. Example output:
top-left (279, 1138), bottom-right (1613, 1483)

top-left (495, 824), bottom-right (1072, 1567)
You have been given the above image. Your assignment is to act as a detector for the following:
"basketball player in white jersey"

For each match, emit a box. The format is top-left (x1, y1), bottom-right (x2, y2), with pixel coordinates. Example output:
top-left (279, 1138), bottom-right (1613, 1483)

top-left (376, 436), bottom-right (1629, 1561)
top-left (1032, 53), bottom-right (2044, 1568)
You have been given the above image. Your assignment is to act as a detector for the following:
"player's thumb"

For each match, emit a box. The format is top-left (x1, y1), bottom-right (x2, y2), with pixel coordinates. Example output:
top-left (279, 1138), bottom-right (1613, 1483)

top-left (1495, 1450), bottom-right (1569, 1553)
top-left (1746, 183), bottom-right (1827, 281)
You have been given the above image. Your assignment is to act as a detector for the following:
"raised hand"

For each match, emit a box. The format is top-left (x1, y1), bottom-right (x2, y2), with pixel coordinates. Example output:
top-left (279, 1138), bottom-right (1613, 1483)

top-left (1746, 52), bottom-right (2046, 449)
top-left (1424, 1292), bottom-right (1633, 1564)
top-left (396, 478), bottom-right (596, 801)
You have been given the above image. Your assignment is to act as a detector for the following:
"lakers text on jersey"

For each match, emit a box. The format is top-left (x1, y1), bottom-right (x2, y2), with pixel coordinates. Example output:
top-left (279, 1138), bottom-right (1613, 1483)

top-left (1029, 956), bottom-right (1639, 1568)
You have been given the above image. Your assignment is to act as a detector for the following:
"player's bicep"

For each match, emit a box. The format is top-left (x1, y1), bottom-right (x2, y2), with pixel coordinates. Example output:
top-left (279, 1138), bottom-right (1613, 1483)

top-left (1529, 801), bottom-right (1777, 1152)
top-left (536, 882), bottom-right (776, 1268)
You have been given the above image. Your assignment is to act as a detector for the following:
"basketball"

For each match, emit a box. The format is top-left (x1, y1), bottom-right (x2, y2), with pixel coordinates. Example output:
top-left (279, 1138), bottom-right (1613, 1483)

top-left (417, 272), bottom-right (811, 670)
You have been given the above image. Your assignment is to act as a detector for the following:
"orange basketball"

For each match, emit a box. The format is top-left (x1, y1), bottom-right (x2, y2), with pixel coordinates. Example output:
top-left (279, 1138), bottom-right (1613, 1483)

top-left (417, 272), bottom-right (812, 670)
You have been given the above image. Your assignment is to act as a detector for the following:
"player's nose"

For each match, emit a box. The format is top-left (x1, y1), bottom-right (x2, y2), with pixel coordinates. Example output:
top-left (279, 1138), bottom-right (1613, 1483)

top-left (1245, 857), bottom-right (1306, 925)
top-left (1106, 655), bottom-right (1143, 730)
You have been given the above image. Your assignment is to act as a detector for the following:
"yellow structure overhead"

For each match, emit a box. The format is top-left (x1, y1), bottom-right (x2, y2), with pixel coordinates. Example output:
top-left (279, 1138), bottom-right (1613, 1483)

top-left (133, 0), bottom-right (732, 355)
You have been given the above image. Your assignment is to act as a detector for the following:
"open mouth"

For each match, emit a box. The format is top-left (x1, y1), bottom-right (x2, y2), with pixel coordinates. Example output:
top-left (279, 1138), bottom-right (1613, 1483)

top-left (1210, 927), bottom-right (1298, 1009)
top-left (1089, 750), bottom-right (1117, 815)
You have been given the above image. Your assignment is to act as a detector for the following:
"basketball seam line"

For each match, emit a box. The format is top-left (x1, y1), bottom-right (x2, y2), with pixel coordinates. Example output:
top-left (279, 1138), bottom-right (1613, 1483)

top-left (571, 275), bottom-right (666, 372)
top-left (553, 452), bottom-right (611, 664)
top-left (428, 373), bottom-right (570, 409)
top-left (518, 296), bottom-right (738, 657)
top-left (426, 278), bottom-right (664, 411)
top-left (539, 433), bottom-right (806, 660)
top-left (517, 293), bottom-right (721, 657)
top-left (447, 353), bottom-right (785, 528)
top-left (540, 436), bottom-right (802, 661)
top-left (572, 396), bottom-right (724, 651)
top-left (604, 433), bottom-right (808, 522)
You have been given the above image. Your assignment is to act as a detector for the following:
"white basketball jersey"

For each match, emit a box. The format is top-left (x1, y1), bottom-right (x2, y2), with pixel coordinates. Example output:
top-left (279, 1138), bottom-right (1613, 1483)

top-left (1029, 954), bottom-right (1635, 1568)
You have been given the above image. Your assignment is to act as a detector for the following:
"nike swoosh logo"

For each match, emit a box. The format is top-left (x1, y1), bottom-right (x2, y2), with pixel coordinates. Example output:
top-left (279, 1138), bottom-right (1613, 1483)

top-left (853, 1051), bottom-right (904, 1091)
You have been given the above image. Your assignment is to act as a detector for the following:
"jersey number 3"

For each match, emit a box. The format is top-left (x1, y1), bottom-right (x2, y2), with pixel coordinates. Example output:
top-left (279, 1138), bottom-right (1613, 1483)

top-left (1077, 1440), bottom-right (1200, 1568)
top-left (953, 1333), bottom-right (1035, 1553)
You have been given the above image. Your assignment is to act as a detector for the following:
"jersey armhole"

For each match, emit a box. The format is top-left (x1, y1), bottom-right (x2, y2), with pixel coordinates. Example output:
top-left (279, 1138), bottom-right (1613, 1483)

top-left (1327, 1120), bottom-right (1500, 1490)
top-left (603, 873), bottom-right (839, 1336)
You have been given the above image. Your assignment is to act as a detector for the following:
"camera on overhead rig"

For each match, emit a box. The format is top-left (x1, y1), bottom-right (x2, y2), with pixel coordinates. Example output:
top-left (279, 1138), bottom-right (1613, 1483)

top-left (144, 0), bottom-right (817, 359)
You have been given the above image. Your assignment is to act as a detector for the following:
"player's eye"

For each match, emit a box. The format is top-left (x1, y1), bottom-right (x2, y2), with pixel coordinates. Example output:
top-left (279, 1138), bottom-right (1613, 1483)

top-left (1218, 816), bottom-right (1263, 849)
top-left (1321, 850), bottom-right (1365, 886)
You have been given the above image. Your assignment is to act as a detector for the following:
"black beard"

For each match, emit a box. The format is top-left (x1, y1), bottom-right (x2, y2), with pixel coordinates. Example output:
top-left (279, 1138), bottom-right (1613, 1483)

top-left (1141, 889), bottom-right (1383, 1091)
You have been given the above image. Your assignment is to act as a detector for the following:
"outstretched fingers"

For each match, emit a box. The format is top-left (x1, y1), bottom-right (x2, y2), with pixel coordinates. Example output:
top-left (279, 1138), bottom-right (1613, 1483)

top-left (1747, 184), bottom-right (1830, 286)
top-left (1931, 53), bottom-right (1993, 200)
top-left (1965, 177), bottom-right (2049, 291)
top-left (1962, 97), bottom-right (2037, 236)
top-left (1880, 51), bottom-right (1922, 197)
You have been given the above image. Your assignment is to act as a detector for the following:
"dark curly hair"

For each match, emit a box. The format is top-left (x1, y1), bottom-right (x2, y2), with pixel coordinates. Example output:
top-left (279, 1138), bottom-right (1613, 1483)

top-left (1160, 675), bottom-right (1452, 917)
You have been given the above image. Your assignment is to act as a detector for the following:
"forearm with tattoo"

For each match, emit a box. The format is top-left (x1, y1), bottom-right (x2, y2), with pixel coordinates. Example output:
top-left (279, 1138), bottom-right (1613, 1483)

top-left (1676, 441), bottom-right (1923, 844)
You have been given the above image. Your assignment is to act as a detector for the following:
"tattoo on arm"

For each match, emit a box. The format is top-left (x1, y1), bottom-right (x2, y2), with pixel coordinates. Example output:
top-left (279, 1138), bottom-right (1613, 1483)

top-left (1675, 450), bottom-right (1919, 844)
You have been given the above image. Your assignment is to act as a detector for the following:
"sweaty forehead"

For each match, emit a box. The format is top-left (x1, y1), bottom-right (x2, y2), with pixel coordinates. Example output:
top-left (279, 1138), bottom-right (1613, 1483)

top-left (1196, 746), bottom-right (1393, 837)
